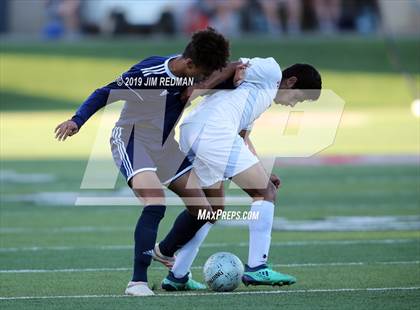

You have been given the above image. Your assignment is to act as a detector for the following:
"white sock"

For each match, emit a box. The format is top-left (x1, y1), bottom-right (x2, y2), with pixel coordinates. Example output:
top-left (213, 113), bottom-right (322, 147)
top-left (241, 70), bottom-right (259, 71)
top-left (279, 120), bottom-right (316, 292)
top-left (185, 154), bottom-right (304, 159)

top-left (248, 200), bottom-right (274, 268)
top-left (171, 222), bottom-right (213, 278)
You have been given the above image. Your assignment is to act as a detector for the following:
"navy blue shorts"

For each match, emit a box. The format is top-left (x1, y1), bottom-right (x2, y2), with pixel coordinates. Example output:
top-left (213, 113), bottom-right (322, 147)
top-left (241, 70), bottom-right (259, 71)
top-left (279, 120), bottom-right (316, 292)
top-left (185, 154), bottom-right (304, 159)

top-left (110, 125), bottom-right (192, 185)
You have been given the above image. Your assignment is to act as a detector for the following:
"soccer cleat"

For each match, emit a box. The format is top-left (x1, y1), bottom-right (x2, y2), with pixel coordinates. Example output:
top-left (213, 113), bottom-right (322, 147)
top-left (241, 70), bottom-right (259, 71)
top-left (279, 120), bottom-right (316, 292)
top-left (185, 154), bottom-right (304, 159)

top-left (161, 271), bottom-right (207, 291)
top-left (124, 281), bottom-right (155, 296)
top-left (152, 243), bottom-right (176, 268)
top-left (242, 264), bottom-right (296, 287)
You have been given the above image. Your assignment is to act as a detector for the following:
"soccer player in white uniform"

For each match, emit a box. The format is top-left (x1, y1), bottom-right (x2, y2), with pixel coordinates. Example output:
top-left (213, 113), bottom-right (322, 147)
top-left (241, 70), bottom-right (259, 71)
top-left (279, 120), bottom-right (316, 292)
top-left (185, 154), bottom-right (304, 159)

top-left (157, 57), bottom-right (322, 289)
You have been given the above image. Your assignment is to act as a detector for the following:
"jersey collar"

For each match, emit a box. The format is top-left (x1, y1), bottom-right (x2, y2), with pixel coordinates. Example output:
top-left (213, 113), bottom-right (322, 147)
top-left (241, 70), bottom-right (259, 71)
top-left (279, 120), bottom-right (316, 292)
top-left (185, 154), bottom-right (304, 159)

top-left (164, 55), bottom-right (180, 79)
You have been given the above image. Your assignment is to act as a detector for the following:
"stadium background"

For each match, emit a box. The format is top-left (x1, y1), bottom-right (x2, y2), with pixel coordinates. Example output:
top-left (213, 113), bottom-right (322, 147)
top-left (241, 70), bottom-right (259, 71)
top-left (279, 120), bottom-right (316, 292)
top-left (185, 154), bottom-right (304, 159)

top-left (0, 1), bottom-right (419, 309)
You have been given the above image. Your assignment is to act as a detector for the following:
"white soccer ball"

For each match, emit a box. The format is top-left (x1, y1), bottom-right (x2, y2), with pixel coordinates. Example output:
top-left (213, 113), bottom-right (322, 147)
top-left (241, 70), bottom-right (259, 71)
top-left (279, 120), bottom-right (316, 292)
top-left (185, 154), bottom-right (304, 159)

top-left (203, 252), bottom-right (244, 292)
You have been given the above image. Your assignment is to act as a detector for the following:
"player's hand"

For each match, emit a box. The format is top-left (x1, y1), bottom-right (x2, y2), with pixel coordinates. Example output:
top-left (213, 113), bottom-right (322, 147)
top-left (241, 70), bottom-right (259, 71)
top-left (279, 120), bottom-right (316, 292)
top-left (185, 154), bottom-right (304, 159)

top-left (54, 120), bottom-right (79, 141)
top-left (270, 173), bottom-right (281, 189)
top-left (233, 61), bottom-right (249, 87)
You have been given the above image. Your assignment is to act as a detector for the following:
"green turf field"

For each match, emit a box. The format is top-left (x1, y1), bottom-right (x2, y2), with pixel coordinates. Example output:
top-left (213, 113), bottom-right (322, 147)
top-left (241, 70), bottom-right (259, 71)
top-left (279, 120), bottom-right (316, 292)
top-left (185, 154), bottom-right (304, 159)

top-left (0, 161), bottom-right (419, 309)
top-left (0, 37), bottom-right (419, 309)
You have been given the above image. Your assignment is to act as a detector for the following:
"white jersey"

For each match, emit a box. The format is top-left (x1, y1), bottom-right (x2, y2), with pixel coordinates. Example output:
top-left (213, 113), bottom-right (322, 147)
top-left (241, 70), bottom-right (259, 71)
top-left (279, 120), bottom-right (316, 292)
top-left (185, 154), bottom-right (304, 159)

top-left (182, 57), bottom-right (282, 132)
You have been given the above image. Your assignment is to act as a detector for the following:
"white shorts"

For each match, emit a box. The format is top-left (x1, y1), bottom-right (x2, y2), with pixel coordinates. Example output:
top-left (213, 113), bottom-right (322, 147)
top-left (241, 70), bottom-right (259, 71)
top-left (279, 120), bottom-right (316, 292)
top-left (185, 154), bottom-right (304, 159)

top-left (180, 122), bottom-right (259, 187)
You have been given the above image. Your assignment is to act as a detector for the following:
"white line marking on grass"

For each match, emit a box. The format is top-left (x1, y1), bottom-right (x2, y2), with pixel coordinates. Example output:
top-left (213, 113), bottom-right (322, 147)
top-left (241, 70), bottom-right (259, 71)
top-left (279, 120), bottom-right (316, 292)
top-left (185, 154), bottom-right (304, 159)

top-left (1, 287), bottom-right (419, 300)
top-left (203, 238), bottom-right (420, 247)
top-left (0, 245), bottom-right (132, 252)
top-left (0, 238), bottom-right (418, 253)
top-left (0, 170), bottom-right (56, 183)
top-left (222, 216), bottom-right (420, 231)
top-left (3, 216), bottom-right (420, 234)
top-left (1, 261), bottom-right (418, 274)
top-left (0, 226), bottom-right (132, 234)
top-left (75, 196), bottom-right (252, 206)
top-left (0, 267), bottom-right (132, 274)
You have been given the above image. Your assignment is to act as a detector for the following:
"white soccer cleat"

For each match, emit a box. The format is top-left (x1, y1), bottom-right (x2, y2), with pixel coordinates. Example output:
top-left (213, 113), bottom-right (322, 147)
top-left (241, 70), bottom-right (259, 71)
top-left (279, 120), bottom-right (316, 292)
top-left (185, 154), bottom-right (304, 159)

top-left (152, 243), bottom-right (176, 268)
top-left (125, 282), bottom-right (155, 296)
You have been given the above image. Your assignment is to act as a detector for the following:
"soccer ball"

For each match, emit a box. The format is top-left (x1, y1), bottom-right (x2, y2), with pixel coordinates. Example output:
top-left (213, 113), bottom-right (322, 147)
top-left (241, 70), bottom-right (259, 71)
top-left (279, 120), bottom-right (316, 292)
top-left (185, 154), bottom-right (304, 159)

top-left (203, 252), bottom-right (244, 292)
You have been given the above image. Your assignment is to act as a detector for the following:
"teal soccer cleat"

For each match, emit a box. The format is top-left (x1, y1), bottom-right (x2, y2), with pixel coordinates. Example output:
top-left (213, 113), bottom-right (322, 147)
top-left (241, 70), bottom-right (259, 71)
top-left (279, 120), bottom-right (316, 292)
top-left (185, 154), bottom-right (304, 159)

top-left (161, 271), bottom-right (207, 291)
top-left (242, 264), bottom-right (296, 287)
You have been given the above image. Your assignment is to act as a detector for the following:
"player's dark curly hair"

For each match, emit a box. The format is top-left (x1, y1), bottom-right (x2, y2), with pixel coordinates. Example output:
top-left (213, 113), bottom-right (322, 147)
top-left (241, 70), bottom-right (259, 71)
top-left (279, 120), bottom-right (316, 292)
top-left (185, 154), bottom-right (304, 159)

top-left (282, 64), bottom-right (322, 100)
top-left (183, 27), bottom-right (230, 72)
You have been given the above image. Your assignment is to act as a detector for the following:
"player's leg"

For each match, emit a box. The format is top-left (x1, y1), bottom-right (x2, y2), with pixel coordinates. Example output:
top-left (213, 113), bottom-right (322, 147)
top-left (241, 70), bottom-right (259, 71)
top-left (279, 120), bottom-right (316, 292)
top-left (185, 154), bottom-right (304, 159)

top-left (111, 126), bottom-right (166, 296)
top-left (202, 181), bottom-right (225, 213)
top-left (231, 162), bottom-right (276, 266)
top-left (146, 135), bottom-right (213, 290)
top-left (230, 162), bottom-right (296, 286)
top-left (158, 169), bottom-right (211, 258)
top-left (124, 171), bottom-right (168, 296)
top-left (152, 144), bottom-right (213, 262)
top-left (158, 171), bottom-right (219, 291)
top-left (129, 171), bottom-right (166, 275)
top-left (164, 181), bottom-right (225, 283)
top-left (156, 122), bottom-right (230, 290)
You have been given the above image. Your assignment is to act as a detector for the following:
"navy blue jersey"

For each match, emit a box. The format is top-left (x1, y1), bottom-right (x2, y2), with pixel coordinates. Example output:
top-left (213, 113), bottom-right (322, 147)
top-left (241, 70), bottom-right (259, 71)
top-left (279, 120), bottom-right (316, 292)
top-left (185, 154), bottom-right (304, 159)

top-left (71, 55), bottom-right (190, 143)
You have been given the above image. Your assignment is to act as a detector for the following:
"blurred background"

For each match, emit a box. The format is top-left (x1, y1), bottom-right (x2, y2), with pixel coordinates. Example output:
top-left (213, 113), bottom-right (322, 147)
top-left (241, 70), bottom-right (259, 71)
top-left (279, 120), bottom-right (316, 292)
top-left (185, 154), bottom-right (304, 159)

top-left (0, 0), bottom-right (419, 305)
top-left (0, 0), bottom-right (419, 38)
top-left (0, 0), bottom-right (418, 158)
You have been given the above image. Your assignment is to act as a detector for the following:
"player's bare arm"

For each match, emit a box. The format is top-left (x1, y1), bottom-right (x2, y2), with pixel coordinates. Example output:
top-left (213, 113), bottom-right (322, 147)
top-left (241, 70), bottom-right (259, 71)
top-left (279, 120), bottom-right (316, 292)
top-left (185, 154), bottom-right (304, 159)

top-left (181, 61), bottom-right (247, 102)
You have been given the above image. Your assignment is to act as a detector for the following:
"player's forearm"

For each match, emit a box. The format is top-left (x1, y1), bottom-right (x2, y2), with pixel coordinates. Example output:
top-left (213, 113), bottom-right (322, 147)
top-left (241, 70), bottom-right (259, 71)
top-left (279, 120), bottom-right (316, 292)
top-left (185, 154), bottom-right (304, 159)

top-left (192, 61), bottom-right (241, 95)
top-left (71, 86), bottom-right (111, 128)
top-left (204, 61), bottom-right (241, 89)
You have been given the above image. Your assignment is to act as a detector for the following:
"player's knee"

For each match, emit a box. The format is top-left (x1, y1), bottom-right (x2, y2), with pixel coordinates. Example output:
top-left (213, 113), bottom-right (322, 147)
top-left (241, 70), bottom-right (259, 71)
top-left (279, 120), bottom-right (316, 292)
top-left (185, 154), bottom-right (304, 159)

top-left (250, 182), bottom-right (277, 202)
top-left (142, 197), bottom-right (166, 206)
top-left (132, 188), bottom-right (166, 206)
top-left (261, 183), bottom-right (277, 202)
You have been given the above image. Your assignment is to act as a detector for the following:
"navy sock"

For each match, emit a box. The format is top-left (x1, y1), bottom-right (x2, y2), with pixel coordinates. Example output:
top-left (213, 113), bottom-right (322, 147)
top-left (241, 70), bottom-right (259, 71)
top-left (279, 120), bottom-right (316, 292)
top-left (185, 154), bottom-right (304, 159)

top-left (132, 204), bottom-right (166, 282)
top-left (159, 209), bottom-right (207, 257)
top-left (245, 264), bottom-right (267, 272)
top-left (167, 270), bottom-right (189, 284)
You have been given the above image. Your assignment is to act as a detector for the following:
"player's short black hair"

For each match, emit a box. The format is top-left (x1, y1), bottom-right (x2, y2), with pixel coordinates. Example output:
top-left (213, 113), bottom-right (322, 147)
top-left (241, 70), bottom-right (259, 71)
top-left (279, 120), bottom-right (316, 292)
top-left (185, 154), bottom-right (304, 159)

top-left (282, 64), bottom-right (322, 100)
top-left (183, 27), bottom-right (230, 73)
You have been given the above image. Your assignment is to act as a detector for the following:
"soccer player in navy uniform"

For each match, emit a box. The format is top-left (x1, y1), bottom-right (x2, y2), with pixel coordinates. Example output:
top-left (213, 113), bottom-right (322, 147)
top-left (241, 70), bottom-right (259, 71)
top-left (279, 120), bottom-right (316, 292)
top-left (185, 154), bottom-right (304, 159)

top-left (54, 28), bottom-right (234, 296)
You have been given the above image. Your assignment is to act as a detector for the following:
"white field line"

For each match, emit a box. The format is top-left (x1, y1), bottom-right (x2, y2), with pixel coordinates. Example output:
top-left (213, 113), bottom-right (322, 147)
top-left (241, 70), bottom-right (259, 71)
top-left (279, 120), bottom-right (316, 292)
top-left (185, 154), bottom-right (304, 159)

top-left (75, 196), bottom-right (252, 206)
top-left (1, 287), bottom-right (419, 300)
top-left (0, 238), bottom-right (418, 253)
top-left (1, 260), bottom-right (418, 274)
top-left (2, 215), bottom-right (420, 234)
top-left (0, 227), bottom-right (132, 233)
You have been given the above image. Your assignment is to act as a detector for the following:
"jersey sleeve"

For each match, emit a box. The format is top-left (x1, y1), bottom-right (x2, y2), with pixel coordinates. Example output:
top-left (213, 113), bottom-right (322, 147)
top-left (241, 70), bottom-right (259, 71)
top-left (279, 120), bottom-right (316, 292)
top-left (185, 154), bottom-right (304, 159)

top-left (71, 68), bottom-right (146, 129)
top-left (245, 122), bottom-right (254, 131)
top-left (241, 57), bottom-right (282, 88)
